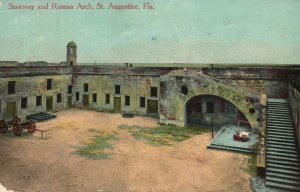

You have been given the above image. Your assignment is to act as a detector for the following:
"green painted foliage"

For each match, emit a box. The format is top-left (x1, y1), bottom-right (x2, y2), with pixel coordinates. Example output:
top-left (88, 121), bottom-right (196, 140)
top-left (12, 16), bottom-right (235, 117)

top-left (119, 124), bottom-right (210, 146)
top-left (73, 131), bottom-right (118, 159)
top-left (246, 154), bottom-right (257, 177)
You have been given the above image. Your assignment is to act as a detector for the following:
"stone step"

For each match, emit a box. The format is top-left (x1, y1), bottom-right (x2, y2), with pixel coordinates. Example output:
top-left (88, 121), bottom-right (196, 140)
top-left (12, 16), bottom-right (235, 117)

top-left (267, 147), bottom-right (298, 154)
top-left (267, 131), bottom-right (294, 137)
top-left (267, 130), bottom-right (294, 135)
top-left (267, 144), bottom-right (297, 153)
top-left (267, 125), bottom-right (293, 130)
top-left (268, 113), bottom-right (292, 117)
top-left (267, 113), bottom-right (291, 117)
top-left (267, 151), bottom-right (299, 159)
top-left (267, 163), bottom-right (300, 172)
top-left (267, 155), bottom-right (299, 163)
top-left (267, 124), bottom-right (293, 130)
top-left (267, 171), bottom-right (300, 181)
top-left (268, 103), bottom-right (290, 106)
top-left (267, 176), bottom-right (300, 186)
top-left (267, 106), bottom-right (290, 112)
top-left (267, 140), bottom-right (296, 146)
top-left (268, 99), bottom-right (289, 102)
top-left (268, 102), bottom-right (289, 105)
top-left (268, 118), bottom-right (293, 122)
top-left (267, 167), bottom-right (300, 177)
top-left (267, 104), bottom-right (290, 107)
top-left (267, 137), bottom-right (297, 144)
top-left (267, 144), bottom-right (297, 151)
top-left (267, 121), bottom-right (292, 126)
top-left (268, 114), bottom-right (291, 117)
top-left (267, 117), bottom-right (292, 121)
top-left (267, 106), bottom-right (290, 109)
top-left (268, 118), bottom-right (291, 122)
top-left (267, 100), bottom-right (289, 104)
top-left (267, 103), bottom-right (290, 107)
top-left (266, 179), bottom-right (300, 191)
top-left (267, 141), bottom-right (297, 148)
top-left (267, 101), bottom-right (289, 106)
top-left (206, 144), bottom-right (256, 154)
top-left (267, 126), bottom-right (294, 130)
top-left (267, 99), bottom-right (289, 102)
top-left (266, 181), bottom-right (300, 192)
top-left (267, 110), bottom-right (290, 114)
top-left (268, 101), bottom-right (289, 103)
top-left (267, 108), bottom-right (290, 112)
top-left (267, 134), bottom-right (295, 140)
top-left (267, 160), bottom-right (300, 168)
top-left (267, 118), bottom-right (292, 122)
top-left (267, 126), bottom-right (294, 132)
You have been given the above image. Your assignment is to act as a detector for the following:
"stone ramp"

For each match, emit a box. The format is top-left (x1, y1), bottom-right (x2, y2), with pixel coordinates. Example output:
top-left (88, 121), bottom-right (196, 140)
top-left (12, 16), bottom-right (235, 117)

top-left (266, 99), bottom-right (300, 191)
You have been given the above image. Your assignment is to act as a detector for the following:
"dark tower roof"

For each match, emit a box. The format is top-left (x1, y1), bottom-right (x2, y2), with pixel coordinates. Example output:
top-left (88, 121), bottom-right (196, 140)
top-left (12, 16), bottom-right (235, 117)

top-left (67, 41), bottom-right (77, 47)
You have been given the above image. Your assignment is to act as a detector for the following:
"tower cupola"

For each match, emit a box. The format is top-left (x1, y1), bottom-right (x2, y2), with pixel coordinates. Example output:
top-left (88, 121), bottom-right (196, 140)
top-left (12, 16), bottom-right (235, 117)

top-left (67, 41), bottom-right (77, 66)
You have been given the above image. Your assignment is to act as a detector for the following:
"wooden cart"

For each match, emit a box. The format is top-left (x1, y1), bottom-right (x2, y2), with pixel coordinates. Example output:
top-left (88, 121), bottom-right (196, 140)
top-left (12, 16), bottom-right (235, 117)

top-left (0, 116), bottom-right (36, 136)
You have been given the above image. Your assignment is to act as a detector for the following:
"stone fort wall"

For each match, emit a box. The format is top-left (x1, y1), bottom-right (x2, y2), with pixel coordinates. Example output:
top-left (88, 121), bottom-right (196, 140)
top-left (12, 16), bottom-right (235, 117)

top-left (0, 64), bottom-right (297, 122)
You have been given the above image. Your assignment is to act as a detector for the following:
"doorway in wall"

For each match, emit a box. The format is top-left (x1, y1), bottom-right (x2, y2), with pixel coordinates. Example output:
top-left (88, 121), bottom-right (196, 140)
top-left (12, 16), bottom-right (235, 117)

top-left (114, 97), bottom-right (121, 112)
top-left (83, 95), bottom-right (89, 108)
top-left (46, 96), bottom-right (53, 112)
top-left (147, 100), bottom-right (158, 115)
top-left (5, 102), bottom-right (17, 119)
top-left (68, 96), bottom-right (72, 107)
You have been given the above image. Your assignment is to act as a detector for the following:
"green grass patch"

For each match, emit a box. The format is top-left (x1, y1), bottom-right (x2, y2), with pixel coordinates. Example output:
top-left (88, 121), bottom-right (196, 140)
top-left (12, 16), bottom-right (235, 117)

top-left (73, 131), bottom-right (118, 159)
top-left (87, 128), bottom-right (101, 133)
top-left (245, 154), bottom-right (257, 177)
top-left (119, 124), bottom-right (210, 146)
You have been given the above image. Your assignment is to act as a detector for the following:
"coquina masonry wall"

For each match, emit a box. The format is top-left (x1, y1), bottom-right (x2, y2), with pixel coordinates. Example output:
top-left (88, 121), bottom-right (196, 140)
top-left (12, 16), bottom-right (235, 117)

top-left (0, 75), bottom-right (71, 120)
top-left (72, 73), bottom-right (160, 115)
top-left (205, 68), bottom-right (289, 98)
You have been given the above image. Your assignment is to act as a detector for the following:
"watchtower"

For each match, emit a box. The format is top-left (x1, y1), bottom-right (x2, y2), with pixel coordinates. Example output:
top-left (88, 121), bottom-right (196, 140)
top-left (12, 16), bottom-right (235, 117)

top-left (67, 41), bottom-right (77, 66)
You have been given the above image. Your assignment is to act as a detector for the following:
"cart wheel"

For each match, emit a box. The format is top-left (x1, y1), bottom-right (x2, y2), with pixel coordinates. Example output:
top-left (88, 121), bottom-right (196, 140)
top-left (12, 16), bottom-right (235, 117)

top-left (13, 122), bottom-right (22, 136)
top-left (13, 116), bottom-right (21, 125)
top-left (0, 120), bottom-right (8, 134)
top-left (13, 116), bottom-right (21, 122)
top-left (27, 120), bottom-right (36, 133)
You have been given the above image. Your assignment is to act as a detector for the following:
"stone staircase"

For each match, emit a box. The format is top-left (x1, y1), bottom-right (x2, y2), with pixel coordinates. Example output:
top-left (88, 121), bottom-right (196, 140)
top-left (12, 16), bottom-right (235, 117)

top-left (266, 99), bottom-right (300, 191)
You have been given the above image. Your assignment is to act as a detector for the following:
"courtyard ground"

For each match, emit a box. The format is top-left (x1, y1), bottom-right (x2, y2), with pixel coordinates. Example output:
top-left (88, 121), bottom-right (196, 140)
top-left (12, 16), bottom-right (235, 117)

top-left (0, 109), bottom-right (252, 192)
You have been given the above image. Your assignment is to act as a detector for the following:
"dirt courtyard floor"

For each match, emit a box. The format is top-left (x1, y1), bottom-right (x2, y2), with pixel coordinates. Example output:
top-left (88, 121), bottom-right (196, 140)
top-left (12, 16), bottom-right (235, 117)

top-left (0, 109), bottom-right (252, 192)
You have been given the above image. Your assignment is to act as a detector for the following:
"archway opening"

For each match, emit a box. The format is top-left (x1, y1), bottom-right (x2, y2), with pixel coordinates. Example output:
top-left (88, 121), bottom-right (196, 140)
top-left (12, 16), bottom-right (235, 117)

top-left (186, 95), bottom-right (251, 130)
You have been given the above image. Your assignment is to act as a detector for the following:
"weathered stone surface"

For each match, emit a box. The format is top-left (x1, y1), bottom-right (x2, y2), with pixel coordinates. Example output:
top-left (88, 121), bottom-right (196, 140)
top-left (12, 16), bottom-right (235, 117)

top-left (159, 70), bottom-right (262, 129)
top-left (0, 42), bottom-right (297, 141)
top-left (0, 75), bottom-right (70, 120)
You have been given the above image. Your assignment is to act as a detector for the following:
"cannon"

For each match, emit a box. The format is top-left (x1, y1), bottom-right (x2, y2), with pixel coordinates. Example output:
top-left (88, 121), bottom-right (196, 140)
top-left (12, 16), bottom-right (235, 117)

top-left (0, 116), bottom-right (36, 136)
top-left (122, 112), bottom-right (134, 118)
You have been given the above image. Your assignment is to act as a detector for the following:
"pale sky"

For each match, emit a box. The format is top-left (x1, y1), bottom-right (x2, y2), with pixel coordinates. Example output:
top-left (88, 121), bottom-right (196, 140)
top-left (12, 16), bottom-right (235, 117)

top-left (0, 0), bottom-right (299, 64)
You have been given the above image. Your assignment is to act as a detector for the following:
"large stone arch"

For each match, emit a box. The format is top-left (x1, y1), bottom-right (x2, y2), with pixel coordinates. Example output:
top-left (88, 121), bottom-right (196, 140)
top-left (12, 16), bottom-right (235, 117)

top-left (184, 94), bottom-right (253, 129)
top-left (159, 70), bottom-right (263, 129)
